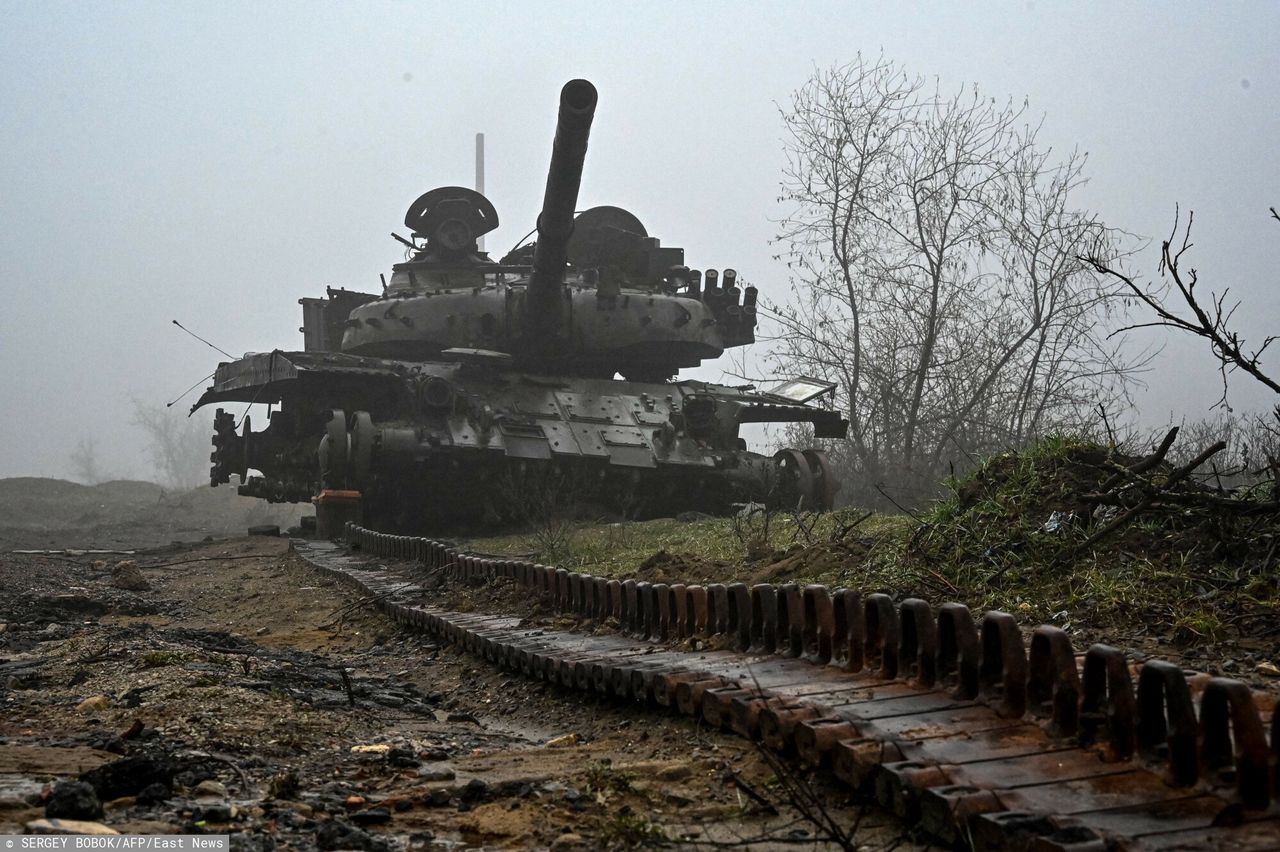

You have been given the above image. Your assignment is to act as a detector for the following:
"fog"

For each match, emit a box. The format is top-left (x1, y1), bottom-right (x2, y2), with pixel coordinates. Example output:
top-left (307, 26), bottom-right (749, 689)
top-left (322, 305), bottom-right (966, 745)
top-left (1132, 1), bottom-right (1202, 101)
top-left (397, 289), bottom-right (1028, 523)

top-left (1, 1), bottom-right (1276, 482)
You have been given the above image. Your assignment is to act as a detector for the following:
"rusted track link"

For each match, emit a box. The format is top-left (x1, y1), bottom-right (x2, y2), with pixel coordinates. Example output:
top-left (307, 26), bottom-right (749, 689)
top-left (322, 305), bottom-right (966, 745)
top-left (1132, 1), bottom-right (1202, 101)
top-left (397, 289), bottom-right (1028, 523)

top-left (291, 526), bottom-right (1280, 850)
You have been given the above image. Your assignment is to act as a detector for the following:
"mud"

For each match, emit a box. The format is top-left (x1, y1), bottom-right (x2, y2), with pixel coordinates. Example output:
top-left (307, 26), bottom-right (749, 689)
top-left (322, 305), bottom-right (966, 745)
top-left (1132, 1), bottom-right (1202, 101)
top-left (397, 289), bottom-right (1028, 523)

top-left (0, 480), bottom-right (919, 850)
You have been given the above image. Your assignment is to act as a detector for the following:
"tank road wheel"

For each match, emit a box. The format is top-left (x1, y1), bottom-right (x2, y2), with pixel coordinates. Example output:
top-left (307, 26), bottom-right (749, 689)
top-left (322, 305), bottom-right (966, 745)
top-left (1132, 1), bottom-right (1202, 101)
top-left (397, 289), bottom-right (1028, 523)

top-left (802, 449), bottom-right (839, 511)
top-left (774, 449), bottom-right (816, 511)
top-left (349, 411), bottom-right (374, 490)
top-left (318, 408), bottom-right (349, 489)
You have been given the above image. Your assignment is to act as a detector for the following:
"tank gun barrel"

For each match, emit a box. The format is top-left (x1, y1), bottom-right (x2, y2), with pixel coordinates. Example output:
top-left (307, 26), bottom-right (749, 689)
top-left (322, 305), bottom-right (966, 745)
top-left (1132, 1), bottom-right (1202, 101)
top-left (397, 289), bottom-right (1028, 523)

top-left (527, 79), bottom-right (598, 345)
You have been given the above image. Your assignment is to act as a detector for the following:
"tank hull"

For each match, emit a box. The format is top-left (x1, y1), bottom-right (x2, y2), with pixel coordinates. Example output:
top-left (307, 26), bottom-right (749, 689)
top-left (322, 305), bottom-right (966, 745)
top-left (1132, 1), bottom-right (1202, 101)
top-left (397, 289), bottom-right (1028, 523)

top-left (198, 350), bottom-right (844, 531)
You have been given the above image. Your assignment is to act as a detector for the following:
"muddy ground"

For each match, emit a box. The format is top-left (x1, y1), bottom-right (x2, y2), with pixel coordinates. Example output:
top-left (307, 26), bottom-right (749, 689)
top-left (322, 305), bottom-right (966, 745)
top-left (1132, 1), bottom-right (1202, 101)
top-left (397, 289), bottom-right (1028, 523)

top-left (0, 480), bottom-right (917, 850)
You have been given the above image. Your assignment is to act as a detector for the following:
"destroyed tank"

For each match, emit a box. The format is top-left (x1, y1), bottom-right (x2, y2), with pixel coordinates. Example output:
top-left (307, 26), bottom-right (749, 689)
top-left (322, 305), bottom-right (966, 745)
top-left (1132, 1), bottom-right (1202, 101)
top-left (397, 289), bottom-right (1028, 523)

top-left (194, 79), bottom-right (848, 531)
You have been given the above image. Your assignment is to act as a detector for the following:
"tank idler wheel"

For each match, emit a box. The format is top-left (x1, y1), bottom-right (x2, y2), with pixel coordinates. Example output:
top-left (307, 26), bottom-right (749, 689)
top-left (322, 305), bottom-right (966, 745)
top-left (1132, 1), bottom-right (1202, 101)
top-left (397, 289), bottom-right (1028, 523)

top-left (319, 408), bottom-right (349, 489)
top-left (774, 449), bottom-right (816, 511)
top-left (210, 408), bottom-right (240, 486)
top-left (802, 449), bottom-right (839, 511)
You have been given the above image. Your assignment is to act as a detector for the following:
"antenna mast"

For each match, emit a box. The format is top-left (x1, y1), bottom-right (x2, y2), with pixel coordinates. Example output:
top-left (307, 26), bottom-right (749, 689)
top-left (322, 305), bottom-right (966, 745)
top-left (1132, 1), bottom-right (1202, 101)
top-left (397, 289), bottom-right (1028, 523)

top-left (475, 132), bottom-right (486, 251)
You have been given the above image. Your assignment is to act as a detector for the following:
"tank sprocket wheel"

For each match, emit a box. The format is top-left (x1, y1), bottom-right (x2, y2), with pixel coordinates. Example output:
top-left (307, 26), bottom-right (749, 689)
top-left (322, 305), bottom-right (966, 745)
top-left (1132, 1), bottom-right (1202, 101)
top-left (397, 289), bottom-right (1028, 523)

top-left (209, 408), bottom-right (240, 486)
top-left (774, 449), bottom-right (816, 511)
top-left (349, 411), bottom-right (374, 490)
top-left (802, 449), bottom-right (839, 511)
top-left (319, 408), bottom-right (348, 490)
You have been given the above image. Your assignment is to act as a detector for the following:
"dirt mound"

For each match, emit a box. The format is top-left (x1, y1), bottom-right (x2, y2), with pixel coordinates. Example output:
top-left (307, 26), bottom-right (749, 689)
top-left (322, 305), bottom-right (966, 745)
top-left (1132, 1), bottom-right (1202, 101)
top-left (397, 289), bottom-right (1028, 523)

top-left (0, 477), bottom-right (305, 550)
top-left (0, 478), bottom-right (163, 528)
top-left (951, 442), bottom-right (1129, 518)
top-left (635, 549), bottom-right (735, 585)
top-left (745, 539), bottom-right (870, 586)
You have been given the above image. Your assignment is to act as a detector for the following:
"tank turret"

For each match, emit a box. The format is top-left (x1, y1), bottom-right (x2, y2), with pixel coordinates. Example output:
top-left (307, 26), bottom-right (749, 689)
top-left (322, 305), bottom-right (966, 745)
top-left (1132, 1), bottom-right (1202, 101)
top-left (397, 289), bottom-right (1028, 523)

top-left (195, 79), bottom-right (848, 530)
top-left (336, 77), bottom-right (754, 380)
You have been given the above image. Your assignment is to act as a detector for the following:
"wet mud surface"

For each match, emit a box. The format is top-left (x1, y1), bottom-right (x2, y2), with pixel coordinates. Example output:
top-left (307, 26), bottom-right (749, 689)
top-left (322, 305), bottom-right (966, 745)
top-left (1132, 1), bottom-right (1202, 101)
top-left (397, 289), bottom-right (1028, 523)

top-left (0, 530), bottom-right (919, 850)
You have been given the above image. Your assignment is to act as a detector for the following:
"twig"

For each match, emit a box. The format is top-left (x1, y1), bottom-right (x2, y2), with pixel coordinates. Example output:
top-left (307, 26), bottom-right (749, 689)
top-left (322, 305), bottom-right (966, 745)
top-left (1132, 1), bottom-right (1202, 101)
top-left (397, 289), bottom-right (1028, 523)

top-left (74, 640), bottom-right (118, 664)
top-left (873, 483), bottom-right (922, 521)
top-left (1096, 403), bottom-right (1117, 447)
top-left (724, 767), bottom-right (777, 814)
top-left (1071, 440), bottom-right (1227, 557)
top-left (183, 751), bottom-right (251, 794)
top-left (923, 567), bottom-right (960, 596)
top-left (1097, 427), bottom-right (1178, 492)
top-left (137, 553), bottom-right (281, 569)
top-left (339, 667), bottom-right (357, 707)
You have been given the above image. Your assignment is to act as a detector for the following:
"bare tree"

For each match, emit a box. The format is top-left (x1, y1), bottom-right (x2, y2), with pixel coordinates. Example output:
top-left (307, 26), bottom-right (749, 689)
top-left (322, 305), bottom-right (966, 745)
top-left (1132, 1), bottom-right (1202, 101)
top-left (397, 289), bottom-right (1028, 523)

top-left (69, 436), bottom-right (106, 484)
top-left (1086, 208), bottom-right (1280, 401)
top-left (770, 55), bottom-right (1138, 507)
top-left (1085, 207), bottom-right (1280, 490)
top-left (131, 398), bottom-right (208, 490)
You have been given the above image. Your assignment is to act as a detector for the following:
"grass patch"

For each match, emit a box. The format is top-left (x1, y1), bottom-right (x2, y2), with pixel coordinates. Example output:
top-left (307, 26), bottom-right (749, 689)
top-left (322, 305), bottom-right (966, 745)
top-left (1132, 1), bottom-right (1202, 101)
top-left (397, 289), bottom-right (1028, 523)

top-left (462, 436), bottom-right (1278, 643)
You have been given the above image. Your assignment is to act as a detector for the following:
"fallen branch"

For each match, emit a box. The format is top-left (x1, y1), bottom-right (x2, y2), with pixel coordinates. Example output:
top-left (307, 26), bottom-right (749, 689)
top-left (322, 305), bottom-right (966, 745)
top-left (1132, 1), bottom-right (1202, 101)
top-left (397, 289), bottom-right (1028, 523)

top-left (1097, 427), bottom-right (1179, 492)
top-left (1071, 440), bottom-right (1227, 558)
top-left (136, 553), bottom-right (282, 569)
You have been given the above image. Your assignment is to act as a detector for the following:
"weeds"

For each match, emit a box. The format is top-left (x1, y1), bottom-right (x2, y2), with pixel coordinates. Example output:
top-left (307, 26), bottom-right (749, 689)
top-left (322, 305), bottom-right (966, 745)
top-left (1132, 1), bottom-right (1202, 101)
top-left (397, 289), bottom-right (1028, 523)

top-left (598, 810), bottom-right (667, 847)
top-left (139, 650), bottom-right (184, 668)
top-left (583, 760), bottom-right (635, 798)
top-left (465, 436), bottom-right (1278, 641)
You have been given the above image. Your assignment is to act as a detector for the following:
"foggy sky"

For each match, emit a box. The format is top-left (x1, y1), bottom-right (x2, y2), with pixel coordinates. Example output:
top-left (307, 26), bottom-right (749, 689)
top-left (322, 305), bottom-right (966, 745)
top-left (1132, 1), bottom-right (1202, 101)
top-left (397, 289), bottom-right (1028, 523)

top-left (2, 1), bottom-right (1277, 481)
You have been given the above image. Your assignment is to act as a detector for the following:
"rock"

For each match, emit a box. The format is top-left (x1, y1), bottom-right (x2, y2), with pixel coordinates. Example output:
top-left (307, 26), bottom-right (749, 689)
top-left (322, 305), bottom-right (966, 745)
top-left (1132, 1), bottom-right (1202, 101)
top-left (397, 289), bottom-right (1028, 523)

top-left (344, 795), bottom-right (366, 809)
top-left (135, 783), bottom-right (171, 806)
top-left (268, 771), bottom-right (300, 799)
top-left (41, 594), bottom-right (109, 616)
top-left (349, 808), bottom-right (390, 826)
top-left (45, 781), bottom-right (103, 820)
top-left (248, 525), bottom-right (280, 537)
top-left (417, 765), bottom-right (455, 782)
top-left (656, 763), bottom-right (692, 781)
top-left (458, 778), bottom-right (488, 803)
top-left (544, 733), bottom-right (578, 748)
top-left (255, 627), bottom-right (271, 636)
top-left (77, 695), bottom-right (111, 713)
top-left (424, 789), bottom-right (452, 807)
top-left (193, 779), bottom-right (228, 800)
top-left (1256, 661), bottom-right (1280, 677)
top-left (229, 833), bottom-right (276, 852)
top-left (315, 820), bottom-right (389, 852)
top-left (111, 561), bottom-right (149, 591)
top-left (392, 799), bottom-right (412, 812)
top-left (550, 834), bottom-right (585, 850)
top-left (25, 818), bottom-right (120, 835)
top-left (198, 803), bottom-right (233, 823)
top-left (350, 744), bottom-right (391, 755)
top-left (445, 711), bottom-right (479, 724)
top-left (81, 755), bottom-right (174, 800)
top-left (386, 746), bottom-right (418, 767)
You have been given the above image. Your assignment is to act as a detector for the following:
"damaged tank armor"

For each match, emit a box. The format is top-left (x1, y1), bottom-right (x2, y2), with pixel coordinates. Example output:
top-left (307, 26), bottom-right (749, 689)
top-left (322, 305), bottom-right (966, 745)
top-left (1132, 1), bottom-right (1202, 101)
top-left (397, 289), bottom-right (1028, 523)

top-left (194, 80), bottom-right (847, 531)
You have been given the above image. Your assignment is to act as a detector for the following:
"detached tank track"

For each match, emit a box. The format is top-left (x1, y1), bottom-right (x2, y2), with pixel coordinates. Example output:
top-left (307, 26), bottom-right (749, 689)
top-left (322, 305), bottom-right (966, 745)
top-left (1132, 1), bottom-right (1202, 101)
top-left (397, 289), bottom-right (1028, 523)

top-left (292, 525), bottom-right (1280, 851)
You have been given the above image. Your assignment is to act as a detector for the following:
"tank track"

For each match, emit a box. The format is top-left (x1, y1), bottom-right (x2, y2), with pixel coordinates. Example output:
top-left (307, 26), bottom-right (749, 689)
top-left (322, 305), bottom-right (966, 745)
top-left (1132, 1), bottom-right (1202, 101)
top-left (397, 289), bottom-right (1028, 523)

top-left (292, 526), bottom-right (1280, 850)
